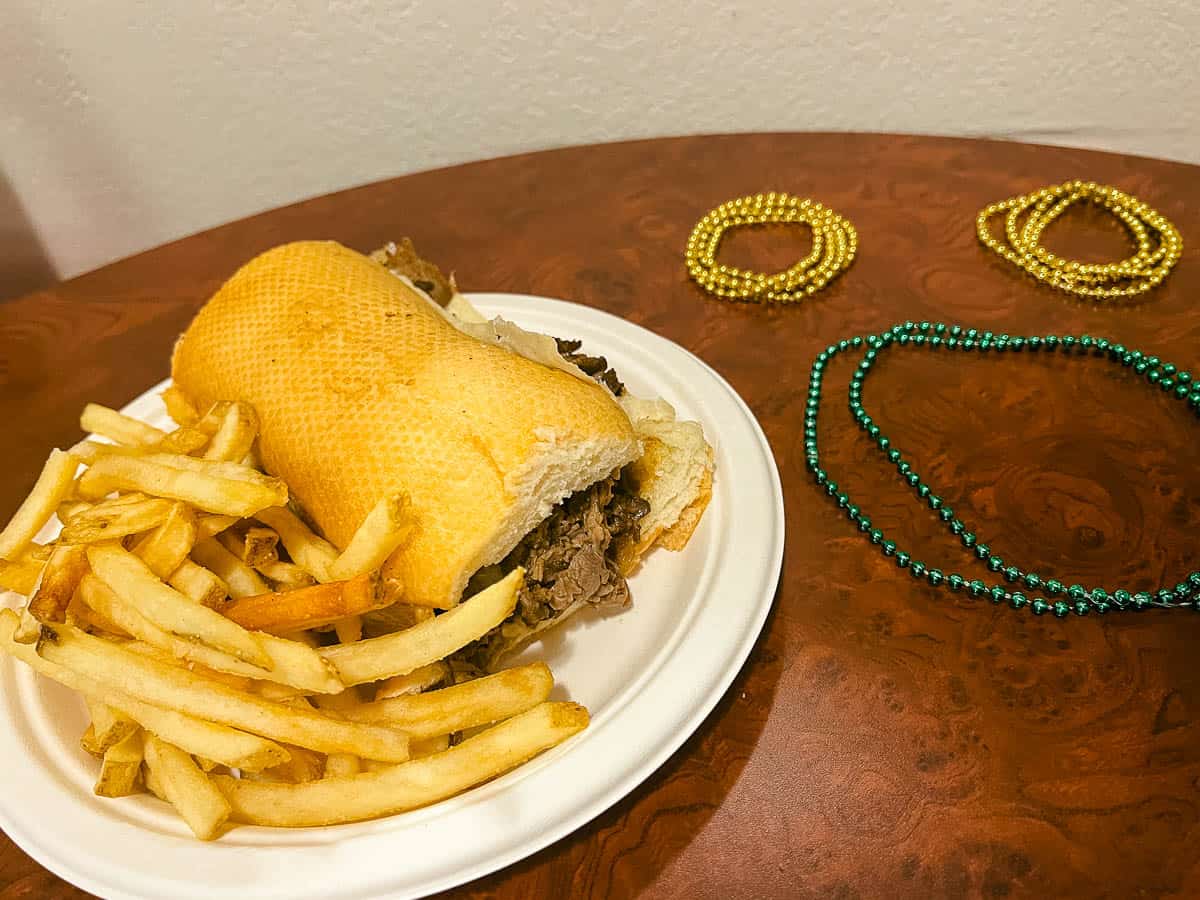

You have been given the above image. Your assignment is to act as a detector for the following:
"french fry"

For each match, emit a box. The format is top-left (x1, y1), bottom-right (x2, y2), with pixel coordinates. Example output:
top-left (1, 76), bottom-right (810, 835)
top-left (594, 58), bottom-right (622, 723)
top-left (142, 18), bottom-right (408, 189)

top-left (78, 454), bottom-right (287, 518)
top-left (192, 401), bottom-right (232, 436)
top-left (132, 503), bottom-right (198, 578)
top-left (327, 493), bottom-right (413, 581)
top-left (333, 615), bottom-right (362, 644)
top-left (214, 702), bottom-right (589, 827)
top-left (87, 544), bottom-right (270, 668)
top-left (344, 663), bottom-right (552, 739)
top-left (241, 527), bottom-right (279, 567)
top-left (80, 725), bottom-right (100, 758)
top-left (221, 573), bottom-right (385, 634)
top-left (253, 507), bottom-right (338, 582)
top-left (0, 615), bottom-right (288, 770)
top-left (191, 538), bottom-right (268, 599)
top-left (196, 514), bottom-right (239, 541)
top-left (160, 386), bottom-right (200, 427)
top-left (374, 661), bottom-right (452, 700)
top-left (143, 761), bottom-right (166, 800)
top-left (24, 544), bottom-right (89, 632)
top-left (60, 496), bottom-right (175, 545)
top-left (143, 735), bottom-right (231, 841)
top-left (409, 734), bottom-right (450, 759)
top-left (65, 440), bottom-right (140, 465)
top-left (323, 753), bottom-right (361, 777)
top-left (83, 697), bottom-right (140, 754)
top-left (0, 449), bottom-right (80, 561)
top-left (95, 729), bottom-right (144, 798)
top-left (203, 403), bottom-right (259, 463)
top-left (0, 557), bottom-right (44, 595)
top-left (56, 499), bottom-right (94, 522)
top-left (22, 615), bottom-right (409, 761)
top-left (360, 603), bottom-right (432, 638)
top-left (254, 560), bottom-right (316, 590)
top-left (154, 426), bottom-right (210, 456)
top-left (321, 569), bottom-right (522, 686)
top-left (121, 641), bottom-right (255, 692)
top-left (80, 403), bottom-right (165, 447)
top-left (260, 744), bottom-right (325, 784)
top-left (167, 560), bottom-right (230, 609)
top-left (80, 575), bottom-right (343, 694)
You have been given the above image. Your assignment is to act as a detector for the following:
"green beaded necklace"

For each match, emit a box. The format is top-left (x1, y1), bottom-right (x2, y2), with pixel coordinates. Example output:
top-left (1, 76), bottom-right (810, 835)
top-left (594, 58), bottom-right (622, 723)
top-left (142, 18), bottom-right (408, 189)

top-left (805, 322), bottom-right (1200, 616)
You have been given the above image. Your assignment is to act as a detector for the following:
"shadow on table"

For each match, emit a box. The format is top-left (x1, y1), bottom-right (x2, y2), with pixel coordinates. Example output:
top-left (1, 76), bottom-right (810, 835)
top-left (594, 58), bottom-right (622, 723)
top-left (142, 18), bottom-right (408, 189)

top-left (0, 171), bottom-right (56, 302)
top-left (438, 590), bottom-right (785, 898)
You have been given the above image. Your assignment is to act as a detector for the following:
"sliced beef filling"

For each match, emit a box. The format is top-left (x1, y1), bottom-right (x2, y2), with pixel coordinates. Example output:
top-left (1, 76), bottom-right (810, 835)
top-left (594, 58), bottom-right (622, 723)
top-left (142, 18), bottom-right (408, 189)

top-left (508, 474), bottom-right (647, 625)
top-left (464, 473), bottom-right (648, 666)
top-left (554, 338), bottom-right (625, 396)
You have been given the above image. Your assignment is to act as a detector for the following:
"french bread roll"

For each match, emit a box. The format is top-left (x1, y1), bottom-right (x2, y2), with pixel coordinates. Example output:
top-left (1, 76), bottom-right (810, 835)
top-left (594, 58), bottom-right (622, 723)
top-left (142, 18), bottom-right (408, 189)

top-left (171, 241), bottom-right (640, 609)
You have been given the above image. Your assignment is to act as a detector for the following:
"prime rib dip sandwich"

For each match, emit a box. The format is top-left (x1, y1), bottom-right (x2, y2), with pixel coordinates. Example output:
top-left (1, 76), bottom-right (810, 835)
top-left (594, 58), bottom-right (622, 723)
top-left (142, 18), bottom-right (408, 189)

top-left (171, 240), bottom-right (714, 669)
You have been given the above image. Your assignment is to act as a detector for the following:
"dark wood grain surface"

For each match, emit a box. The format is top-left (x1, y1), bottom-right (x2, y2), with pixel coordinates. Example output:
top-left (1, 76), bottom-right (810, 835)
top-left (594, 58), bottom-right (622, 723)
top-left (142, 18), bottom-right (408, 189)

top-left (2, 133), bottom-right (1199, 899)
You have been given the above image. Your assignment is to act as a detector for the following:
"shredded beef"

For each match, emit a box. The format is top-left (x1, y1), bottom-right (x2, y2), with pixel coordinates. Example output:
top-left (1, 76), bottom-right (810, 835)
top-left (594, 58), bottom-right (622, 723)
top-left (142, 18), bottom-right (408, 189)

top-left (555, 338), bottom-right (625, 395)
top-left (465, 474), bottom-right (649, 666)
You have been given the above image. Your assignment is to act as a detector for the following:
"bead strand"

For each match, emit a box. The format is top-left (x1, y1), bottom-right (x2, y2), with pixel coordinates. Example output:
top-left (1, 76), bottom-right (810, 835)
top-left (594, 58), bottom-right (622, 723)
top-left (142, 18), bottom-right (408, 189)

top-left (685, 193), bottom-right (857, 303)
top-left (806, 322), bottom-right (1200, 616)
top-left (977, 181), bottom-right (1182, 299)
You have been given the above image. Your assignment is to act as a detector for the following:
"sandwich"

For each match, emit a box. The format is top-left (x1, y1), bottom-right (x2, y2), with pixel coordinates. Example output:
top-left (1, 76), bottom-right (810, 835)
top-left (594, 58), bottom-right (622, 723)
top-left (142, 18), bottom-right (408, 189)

top-left (171, 240), bottom-right (713, 668)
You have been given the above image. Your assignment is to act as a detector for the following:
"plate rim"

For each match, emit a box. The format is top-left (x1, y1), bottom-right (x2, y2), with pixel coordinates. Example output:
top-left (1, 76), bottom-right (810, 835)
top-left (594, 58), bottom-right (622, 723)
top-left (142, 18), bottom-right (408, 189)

top-left (0, 292), bottom-right (785, 900)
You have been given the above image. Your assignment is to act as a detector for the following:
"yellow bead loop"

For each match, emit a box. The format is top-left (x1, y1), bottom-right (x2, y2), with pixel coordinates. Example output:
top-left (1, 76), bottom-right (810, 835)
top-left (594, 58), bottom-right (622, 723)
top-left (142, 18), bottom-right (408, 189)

top-left (685, 192), bottom-right (857, 303)
top-left (976, 181), bottom-right (1182, 299)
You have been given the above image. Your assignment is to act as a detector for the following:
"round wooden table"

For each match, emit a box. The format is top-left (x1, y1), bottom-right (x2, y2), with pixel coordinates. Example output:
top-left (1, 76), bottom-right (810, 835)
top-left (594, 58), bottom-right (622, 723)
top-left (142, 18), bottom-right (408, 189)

top-left (3, 134), bottom-right (1199, 899)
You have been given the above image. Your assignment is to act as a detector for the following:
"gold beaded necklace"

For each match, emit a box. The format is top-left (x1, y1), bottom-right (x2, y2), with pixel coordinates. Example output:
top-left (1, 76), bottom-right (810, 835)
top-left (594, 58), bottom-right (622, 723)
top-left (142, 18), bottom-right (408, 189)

top-left (685, 193), bottom-right (857, 302)
top-left (976, 180), bottom-right (1182, 299)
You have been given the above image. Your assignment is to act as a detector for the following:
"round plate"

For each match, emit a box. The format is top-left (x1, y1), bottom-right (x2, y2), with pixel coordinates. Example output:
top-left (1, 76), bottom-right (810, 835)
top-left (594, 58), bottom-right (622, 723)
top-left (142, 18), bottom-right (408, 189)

top-left (0, 294), bottom-right (784, 899)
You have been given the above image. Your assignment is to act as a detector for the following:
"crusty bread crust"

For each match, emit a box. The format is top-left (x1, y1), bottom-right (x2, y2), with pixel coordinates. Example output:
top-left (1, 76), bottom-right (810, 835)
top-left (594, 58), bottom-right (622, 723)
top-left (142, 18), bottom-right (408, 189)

top-left (172, 241), bottom-right (639, 608)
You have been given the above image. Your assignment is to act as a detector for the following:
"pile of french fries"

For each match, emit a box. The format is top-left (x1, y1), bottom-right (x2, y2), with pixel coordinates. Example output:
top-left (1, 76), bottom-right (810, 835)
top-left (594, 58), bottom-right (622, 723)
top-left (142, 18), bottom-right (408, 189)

top-left (0, 391), bottom-right (588, 840)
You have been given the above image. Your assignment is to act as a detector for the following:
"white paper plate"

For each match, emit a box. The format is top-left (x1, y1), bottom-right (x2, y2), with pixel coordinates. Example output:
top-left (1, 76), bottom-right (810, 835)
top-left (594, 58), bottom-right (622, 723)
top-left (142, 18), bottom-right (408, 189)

top-left (0, 294), bottom-right (784, 900)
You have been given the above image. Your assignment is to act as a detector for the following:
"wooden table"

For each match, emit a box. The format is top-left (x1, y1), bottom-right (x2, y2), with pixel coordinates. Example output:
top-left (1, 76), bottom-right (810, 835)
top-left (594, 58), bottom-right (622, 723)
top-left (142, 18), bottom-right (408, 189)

top-left (2, 133), bottom-right (1199, 899)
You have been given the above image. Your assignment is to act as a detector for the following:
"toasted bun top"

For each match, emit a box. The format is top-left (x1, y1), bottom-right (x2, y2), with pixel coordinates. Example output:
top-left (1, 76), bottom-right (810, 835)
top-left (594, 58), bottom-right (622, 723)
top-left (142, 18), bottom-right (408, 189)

top-left (172, 241), bottom-right (639, 607)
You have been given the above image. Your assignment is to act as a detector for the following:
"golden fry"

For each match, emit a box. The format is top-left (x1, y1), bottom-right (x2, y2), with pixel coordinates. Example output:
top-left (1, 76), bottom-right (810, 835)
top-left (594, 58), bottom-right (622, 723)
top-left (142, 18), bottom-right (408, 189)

top-left (323, 753), bottom-right (361, 777)
top-left (333, 615), bottom-right (362, 644)
top-left (95, 729), bottom-right (144, 798)
top-left (60, 496), bottom-right (175, 544)
top-left (78, 454), bottom-right (287, 518)
top-left (345, 663), bottom-right (552, 739)
top-left (253, 507), bottom-right (338, 582)
top-left (154, 426), bottom-right (210, 455)
top-left (88, 544), bottom-right (269, 667)
top-left (214, 702), bottom-right (589, 827)
top-left (254, 560), bottom-right (317, 590)
top-left (143, 735), bottom-right (231, 841)
top-left (203, 403), bottom-right (259, 463)
top-left (222, 573), bottom-right (385, 634)
top-left (196, 514), bottom-right (239, 541)
top-left (327, 493), bottom-right (413, 581)
top-left (26, 544), bottom-right (89, 629)
top-left (241, 527), bottom-right (279, 567)
top-left (80, 403), bottom-right (165, 447)
top-left (374, 661), bottom-right (451, 700)
top-left (132, 503), bottom-right (198, 578)
top-left (0, 615), bottom-right (288, 770)
top-left (24, 616), bottom-right (409, 760)
top-left (191, 538), bottom-right (268, 599)
top-left (166, 559), bottom-right (229, 608)
top-left (321, 569), bottom-right (522, 686)
top-left (0, 557), bottom-right (44, 595)
top-left (0, 449), bottom-right (80, 561)
top-left (80, 575), bottom-right (342, 694)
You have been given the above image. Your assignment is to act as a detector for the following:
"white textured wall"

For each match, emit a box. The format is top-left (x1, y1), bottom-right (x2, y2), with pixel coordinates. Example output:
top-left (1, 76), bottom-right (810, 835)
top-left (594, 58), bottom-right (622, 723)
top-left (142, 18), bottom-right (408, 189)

top-left (2, 0), bottom-right (1197, 290)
